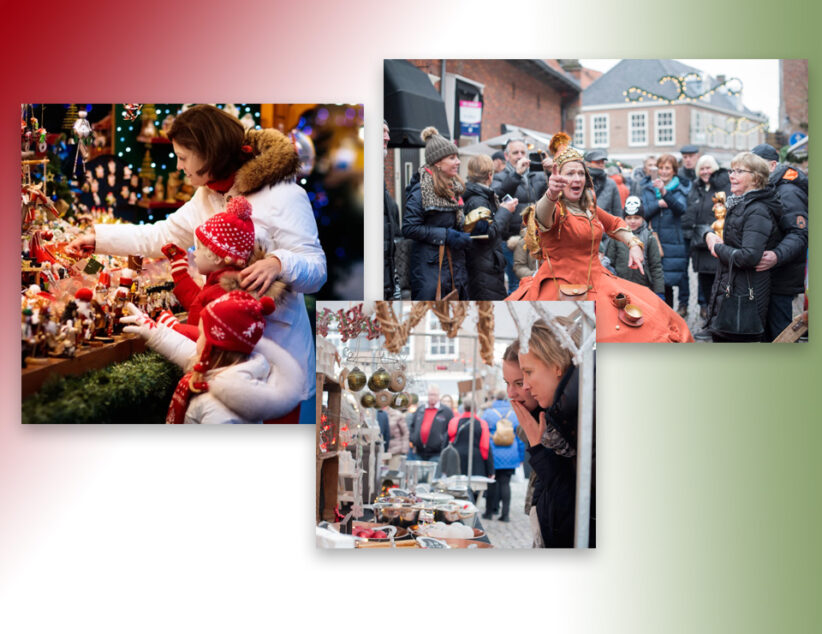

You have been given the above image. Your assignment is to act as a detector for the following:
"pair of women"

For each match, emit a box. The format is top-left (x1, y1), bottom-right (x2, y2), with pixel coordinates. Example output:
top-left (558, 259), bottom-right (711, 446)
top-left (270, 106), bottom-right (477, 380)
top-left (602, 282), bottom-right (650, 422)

top-left (501, 318), bottom-right (594, 548)
top-left (67, 105), bottom-right (326, 421)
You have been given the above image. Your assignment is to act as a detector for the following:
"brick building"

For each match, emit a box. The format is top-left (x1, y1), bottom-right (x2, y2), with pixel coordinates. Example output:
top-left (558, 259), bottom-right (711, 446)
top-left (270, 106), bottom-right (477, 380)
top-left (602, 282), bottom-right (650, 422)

top-left (778, 59), bottom-right (808, 162)
top-left (385, 59), bottom-right (581, 205)
top-left (578, 59), bottom-right (768, 167)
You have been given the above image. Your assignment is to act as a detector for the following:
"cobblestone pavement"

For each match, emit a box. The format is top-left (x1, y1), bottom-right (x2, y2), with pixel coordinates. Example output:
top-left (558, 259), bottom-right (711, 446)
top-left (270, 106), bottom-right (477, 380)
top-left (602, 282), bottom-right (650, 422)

top-left (478, 468), bottom-right (534, 549)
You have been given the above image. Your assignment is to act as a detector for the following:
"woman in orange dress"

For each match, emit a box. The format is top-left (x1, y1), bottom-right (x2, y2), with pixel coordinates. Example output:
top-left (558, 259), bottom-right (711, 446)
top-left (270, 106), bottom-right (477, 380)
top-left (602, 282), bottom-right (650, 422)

top-left (507, 133), bottom-right (692, 343)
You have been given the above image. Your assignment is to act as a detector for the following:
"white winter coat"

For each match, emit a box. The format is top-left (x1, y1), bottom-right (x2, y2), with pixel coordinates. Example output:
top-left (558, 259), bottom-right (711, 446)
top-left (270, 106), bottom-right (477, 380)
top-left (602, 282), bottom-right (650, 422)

top-left (95, 129), bottom-right (325, 419)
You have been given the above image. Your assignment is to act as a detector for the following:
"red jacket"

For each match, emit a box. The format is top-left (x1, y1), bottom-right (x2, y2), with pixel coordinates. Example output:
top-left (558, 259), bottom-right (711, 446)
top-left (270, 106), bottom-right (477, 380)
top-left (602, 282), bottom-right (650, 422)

top-left (170, 267), bottom-right (237, 341)
top-left (447, 413), bottom-right (490, 461)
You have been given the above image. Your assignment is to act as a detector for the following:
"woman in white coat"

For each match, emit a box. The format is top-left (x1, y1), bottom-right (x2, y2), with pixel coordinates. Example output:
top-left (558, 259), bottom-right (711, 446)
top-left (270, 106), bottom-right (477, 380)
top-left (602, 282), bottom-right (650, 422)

top-left (68, 105), bottom-right (326, 422)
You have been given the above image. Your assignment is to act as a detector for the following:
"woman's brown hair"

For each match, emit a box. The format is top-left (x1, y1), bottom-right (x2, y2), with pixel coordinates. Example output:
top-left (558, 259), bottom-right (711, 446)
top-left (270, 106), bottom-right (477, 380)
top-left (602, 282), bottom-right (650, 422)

top-left (656, 154), bottom-right (679, 179)
top-left (168, 105), bottom-right (252, 182)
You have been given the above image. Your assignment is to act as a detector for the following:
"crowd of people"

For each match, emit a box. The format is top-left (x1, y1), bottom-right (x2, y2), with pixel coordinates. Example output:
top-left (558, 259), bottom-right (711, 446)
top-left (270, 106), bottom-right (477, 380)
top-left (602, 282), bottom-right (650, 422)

top-left (373, 319), bottom-right (593, 548)
top-left (384, 122), bottom-right (807, 342)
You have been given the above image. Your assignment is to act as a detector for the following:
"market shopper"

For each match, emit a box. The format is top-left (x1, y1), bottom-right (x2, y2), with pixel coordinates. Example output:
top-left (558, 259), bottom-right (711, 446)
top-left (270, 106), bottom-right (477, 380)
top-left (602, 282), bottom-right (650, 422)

top-left (67, 105), bottom-right (325, 422)
top-left (507, 133), bottom-right (692, 343)
top-left (385, 405), bottom-right (409, 471)
top-left (409, 384), bottom-right (454, 461)
top-left (402, 127), bottom-right (469, 300)
top-left (604, 196), bottom-right (664, 296)
top-left (462, 154), bottom-right (516, 299)
top-left (683, 155), bottom-right (731, 323)
top-left (640, 153), bottom-right (690, 316)
top-left (122, 291), bottom-right (300, 424)
top-left (584, 149), bottom-right (622, 216)
top-left (482, 390), bottom-right (525, 522)
top-left (510, 319), bottom-right (593, 548)
top-left (446, 398), bottom-right (495, 480)
top-left (750, 143), bottom-right (809, 340)
top-left (703, 152), bottom-right (780, 342)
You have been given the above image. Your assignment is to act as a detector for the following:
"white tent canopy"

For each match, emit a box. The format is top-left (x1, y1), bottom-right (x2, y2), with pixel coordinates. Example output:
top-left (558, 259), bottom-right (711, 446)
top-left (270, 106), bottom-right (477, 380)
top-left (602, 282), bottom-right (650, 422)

top-left (458, 125), bottom-right (554, 157)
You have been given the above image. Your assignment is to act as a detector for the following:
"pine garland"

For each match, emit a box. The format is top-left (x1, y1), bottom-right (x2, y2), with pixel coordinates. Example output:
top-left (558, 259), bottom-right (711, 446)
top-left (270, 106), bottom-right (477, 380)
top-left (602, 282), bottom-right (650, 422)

top-left (23, 351), bottom-right (183, 424)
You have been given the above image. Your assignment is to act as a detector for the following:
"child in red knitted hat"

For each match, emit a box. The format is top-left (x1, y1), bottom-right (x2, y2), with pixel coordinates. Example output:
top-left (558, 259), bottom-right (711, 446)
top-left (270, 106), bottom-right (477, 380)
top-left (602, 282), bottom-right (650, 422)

top-left (123, 290), bottom-right (277, 423)
top-left (160, 195), bottom-right (258, 341)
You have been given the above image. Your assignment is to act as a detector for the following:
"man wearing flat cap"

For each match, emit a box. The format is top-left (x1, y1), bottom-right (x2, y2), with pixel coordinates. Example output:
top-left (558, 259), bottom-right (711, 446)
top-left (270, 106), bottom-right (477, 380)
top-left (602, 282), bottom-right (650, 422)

top-left (491, 150), bottom-right (506, 174)
top-left (751, 143), bottom-right (808, 340)
top-left (584, 148), bottom-right (622, 217)
top-left (679, 145), bottom-right (700, 187)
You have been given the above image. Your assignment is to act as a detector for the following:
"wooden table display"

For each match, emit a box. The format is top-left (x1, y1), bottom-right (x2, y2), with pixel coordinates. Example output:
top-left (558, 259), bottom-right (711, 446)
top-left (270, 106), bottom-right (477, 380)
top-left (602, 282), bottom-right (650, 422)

top-left (316, 372), bottom-right (341, 522)
top-left (22, 335), bottom-right (147, 398)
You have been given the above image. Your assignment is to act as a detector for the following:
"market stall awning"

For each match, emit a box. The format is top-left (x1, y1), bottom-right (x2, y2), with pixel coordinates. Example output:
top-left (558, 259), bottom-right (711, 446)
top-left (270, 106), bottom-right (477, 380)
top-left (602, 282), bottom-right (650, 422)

top-left (384, 60), bottom-right (450, 147)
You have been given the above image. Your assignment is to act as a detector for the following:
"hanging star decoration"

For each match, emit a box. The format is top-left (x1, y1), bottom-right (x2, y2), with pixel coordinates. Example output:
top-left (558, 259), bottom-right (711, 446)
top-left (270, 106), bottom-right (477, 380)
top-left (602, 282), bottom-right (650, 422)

top-left (624, 73), bottom-right (742, 105)
top-left (122, 104), bottom-right (143, 121)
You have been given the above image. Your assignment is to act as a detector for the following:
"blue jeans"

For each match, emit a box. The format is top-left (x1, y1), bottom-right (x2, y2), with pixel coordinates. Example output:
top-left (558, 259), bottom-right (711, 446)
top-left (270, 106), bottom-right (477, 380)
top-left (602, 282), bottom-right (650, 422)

top-left (767, 294), bottom-right (795, 341)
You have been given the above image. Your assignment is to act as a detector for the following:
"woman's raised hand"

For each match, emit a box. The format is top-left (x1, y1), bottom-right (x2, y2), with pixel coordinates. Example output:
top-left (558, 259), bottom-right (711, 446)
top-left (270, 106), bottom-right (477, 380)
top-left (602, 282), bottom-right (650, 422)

top-left (546, 163), bottom-right (566, 201)
top-left (66, 229), bottom-right (96, 259)
top-left (510, 400), bottom-right (546, 447)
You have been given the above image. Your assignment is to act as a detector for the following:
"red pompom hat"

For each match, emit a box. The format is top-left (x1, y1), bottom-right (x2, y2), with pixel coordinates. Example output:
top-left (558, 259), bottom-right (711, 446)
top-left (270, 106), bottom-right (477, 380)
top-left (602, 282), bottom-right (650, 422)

top-left (195, 195), bottom-right (255, 267)
top-left (199, 290), bottom-right (275, 358)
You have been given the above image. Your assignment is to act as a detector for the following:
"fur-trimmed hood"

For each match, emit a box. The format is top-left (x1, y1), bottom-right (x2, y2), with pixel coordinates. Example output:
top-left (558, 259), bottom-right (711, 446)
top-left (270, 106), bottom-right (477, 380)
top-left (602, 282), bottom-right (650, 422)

top-left (233, 129), bottom-right (300, 196)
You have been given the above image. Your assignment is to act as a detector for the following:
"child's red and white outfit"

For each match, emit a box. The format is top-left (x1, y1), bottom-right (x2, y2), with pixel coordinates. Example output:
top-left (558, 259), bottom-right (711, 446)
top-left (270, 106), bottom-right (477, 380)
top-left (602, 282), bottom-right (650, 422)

top-left (96, 129), bottom-right (320, 420)
top-left (166, 291), bottom-right (274, 424)
top-left (163, 195), bottom-right (255, 341)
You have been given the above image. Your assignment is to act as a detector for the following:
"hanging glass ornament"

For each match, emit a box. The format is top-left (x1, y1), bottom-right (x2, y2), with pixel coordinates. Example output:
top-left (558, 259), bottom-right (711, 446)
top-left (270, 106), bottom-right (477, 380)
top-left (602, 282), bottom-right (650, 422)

top-left (347, 367), bottom-right (366, 392)
top-left (360, 392), bottom-right (376, 408)
top-left (368, 367), bottom-right (391, 392)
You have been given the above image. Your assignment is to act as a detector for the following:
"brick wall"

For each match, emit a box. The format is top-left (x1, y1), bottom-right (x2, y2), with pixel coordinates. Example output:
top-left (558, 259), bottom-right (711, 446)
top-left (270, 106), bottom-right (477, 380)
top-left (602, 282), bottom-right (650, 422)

top-left (781, 59), bottom-right (808, 133)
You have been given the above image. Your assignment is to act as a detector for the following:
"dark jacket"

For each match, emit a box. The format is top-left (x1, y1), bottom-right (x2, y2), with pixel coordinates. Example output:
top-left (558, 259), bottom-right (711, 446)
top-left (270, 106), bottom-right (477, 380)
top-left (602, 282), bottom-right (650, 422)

top-left (685, 168), bottom-right (731, 275)
top-left (640, 176), bottom-right (689, 286)
top-left (678, 165), bottom-right (696, 190)
top-left (377, 409), bottom-right (390, 452)
top-left (491, 163), bottom-right (548, 238)
top-left (384, 184), bottom-right (400, 299)
top-left (589, 167), bottom-right (623, 217)
top-left (707, 187), bottom-right (781, 340)
top-left (603, 220), bottom-right (665, 293)
top-left (409, 404), bottom-right (454, 460)
top-left (462, 181), bottom-right (512, 299)
top-left (402, 171), bottom-right (468, 300)
top-left (449, 414), bottom-right (495, 478)
top-left (769, 164), bottom-right (808, 294)
top-left (529, 364), bottom-right (595, 548)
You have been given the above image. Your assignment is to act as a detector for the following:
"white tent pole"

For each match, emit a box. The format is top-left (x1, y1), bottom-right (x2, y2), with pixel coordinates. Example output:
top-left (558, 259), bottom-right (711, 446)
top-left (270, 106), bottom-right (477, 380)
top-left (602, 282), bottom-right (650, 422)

top-left (574, 308), bottom-right (594, 548)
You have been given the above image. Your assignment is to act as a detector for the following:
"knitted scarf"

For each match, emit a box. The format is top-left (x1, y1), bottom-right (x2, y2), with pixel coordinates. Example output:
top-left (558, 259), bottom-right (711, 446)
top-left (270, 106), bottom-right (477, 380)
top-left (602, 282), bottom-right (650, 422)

top-left (166, 372), bottom-right (207, 424)
top-left (419, 167), bottom-right (465, 226)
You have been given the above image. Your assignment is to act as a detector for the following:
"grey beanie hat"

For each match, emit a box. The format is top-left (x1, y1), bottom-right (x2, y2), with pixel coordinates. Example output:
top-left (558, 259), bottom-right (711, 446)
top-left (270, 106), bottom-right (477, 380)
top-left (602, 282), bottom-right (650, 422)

top-left (421, 126), bottom-right (458, 166)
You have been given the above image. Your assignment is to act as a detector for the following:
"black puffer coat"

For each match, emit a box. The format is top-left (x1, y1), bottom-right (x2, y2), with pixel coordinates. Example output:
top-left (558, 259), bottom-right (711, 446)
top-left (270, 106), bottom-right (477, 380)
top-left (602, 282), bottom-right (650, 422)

top-left (530, 363), bottom-right (596, 548)
top-left (491, 163), bottom-right (548, 238)
top-left (384, 184), bottom-right (400, 299)
top-left (402, 171), bottom-right (468, 300)
top-left (685, 168), bottom-right (731, 275)
top-left (462, 181), bottom-right (512, 300)
top-left (707, 187), bottom-right (781, 340)
top-left (769, 164), bottom-right (808, 294)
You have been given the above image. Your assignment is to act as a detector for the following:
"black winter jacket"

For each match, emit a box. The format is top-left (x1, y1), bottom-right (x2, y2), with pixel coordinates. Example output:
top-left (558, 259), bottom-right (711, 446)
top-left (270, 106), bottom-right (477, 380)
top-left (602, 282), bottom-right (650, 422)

top-left (462, 181), bottom-right (512, 299)
top-left (685, 168), bottom-right (731, 275)
top-left (707, 187), bottom-right (781, 340)
top-left (769, 164), bottom-right (808, 294)
top-left (491, 163), bottom-right (548, 238)
top-left (529, 364), bottom-right (596, 548)
top-left (402, 172), bottom-right (468, 300)
top-left (449, 414), bottom-right (495, 478)
top-left (384, 184), bottom-right (400, 299)
top-left (603, 221), bottom-right (665, 293)
top-left (409, 404), bottom-right (454, 461)
top-left (589, 167), bottom-right (623, 217)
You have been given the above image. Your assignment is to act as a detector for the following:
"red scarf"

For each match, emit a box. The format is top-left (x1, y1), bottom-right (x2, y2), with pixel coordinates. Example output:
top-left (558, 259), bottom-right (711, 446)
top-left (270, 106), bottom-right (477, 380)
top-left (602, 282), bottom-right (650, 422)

top-left (166, 372), bottom-right (208, 424)
top-left (206, 173), bottom-right (236, 193)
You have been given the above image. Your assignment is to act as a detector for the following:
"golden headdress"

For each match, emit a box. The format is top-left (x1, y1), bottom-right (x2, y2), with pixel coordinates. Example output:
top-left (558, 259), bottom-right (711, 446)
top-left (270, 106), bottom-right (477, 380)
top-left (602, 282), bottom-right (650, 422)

top-left (550, 132), bottom-right (584, 168)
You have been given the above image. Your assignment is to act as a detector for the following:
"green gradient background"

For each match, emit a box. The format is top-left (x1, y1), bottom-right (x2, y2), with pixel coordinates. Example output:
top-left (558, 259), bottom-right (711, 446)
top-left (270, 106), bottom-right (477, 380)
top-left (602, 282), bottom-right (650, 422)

top-left (590, 2), bottom-right (820, 630)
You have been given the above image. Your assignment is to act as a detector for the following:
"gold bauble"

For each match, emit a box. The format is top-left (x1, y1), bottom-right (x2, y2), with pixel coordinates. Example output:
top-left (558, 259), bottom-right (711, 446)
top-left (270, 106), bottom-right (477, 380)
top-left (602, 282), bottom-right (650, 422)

top-left (368, 367), bottom-right (391, 391)
top-left (360, 392), bottom-right (376, 408)
top-left (347, 367), bottom-right (367, 392)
